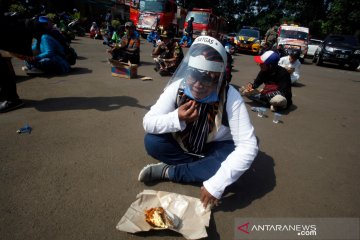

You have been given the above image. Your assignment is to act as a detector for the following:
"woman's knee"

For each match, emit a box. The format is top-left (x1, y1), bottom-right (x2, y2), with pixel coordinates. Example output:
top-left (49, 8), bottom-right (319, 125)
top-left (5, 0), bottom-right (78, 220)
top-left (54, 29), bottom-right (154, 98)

top-left (144, 133), bottom-right (172, 157)
top-left (144, 134), bottom-right (157, 156)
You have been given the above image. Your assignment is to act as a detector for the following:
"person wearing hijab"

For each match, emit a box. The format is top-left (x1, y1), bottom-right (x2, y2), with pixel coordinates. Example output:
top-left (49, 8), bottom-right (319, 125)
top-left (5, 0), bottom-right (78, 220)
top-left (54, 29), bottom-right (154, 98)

top-left (23, 19), bottom-right (70, 74)
top-left (138, 36), bottom-right (258, 208)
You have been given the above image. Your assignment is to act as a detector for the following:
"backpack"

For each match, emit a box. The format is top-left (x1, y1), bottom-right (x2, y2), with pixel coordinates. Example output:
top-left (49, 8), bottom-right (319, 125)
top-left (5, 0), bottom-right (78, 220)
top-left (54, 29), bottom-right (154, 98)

top-left (64, 46), bottom-right (77, 65)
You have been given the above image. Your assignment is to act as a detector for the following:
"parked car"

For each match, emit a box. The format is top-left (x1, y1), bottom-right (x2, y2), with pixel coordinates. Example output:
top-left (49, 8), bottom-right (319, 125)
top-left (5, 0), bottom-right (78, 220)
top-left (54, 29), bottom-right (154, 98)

top-left (306, 39), bottom-right (323, 57)
top-left (234, 26), bottom-right (261, 54)
top-left (312, 35), bottom-right (360, 70)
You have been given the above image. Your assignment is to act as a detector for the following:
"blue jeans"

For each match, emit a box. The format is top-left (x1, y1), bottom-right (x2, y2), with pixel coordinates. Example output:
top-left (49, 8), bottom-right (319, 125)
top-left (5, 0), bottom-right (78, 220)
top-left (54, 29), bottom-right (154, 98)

top-left (144, 133), bottom-right (235, 183)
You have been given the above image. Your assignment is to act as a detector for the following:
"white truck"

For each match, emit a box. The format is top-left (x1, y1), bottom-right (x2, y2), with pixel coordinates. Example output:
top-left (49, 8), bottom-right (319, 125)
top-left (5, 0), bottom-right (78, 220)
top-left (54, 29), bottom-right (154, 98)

top-left (277, 24), bottom-right (309, 63)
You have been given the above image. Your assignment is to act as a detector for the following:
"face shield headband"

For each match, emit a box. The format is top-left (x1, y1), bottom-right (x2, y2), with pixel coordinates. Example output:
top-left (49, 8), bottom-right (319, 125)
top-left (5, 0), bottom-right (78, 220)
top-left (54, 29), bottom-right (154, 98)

top-left (166, 37), bottom-right (227, 98)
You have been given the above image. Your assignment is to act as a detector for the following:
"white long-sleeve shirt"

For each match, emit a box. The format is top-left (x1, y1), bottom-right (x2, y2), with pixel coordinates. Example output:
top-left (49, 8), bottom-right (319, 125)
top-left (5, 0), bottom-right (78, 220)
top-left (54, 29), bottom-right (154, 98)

top-left (278, 56), bottom-right (301, 84)
top-left (143, 80), bottom-right (258, 199)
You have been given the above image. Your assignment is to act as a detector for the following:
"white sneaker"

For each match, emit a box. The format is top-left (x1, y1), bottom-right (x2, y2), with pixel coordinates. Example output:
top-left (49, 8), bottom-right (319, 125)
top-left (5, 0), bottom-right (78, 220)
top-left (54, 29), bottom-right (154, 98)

top-left (24, 67), bottom-right (44, 74)
top-left (21, 66), bottom-right (29, 71)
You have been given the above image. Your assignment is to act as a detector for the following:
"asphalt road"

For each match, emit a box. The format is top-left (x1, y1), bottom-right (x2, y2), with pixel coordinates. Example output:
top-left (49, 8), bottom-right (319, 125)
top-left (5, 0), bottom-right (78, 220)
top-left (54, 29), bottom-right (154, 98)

top-left (1, 36), bottom-right (359, 240)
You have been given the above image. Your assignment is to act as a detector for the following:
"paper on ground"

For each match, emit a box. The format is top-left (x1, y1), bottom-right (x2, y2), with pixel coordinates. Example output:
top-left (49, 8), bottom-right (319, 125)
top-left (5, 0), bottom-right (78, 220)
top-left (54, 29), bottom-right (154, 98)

top-left (116, 189), bottom-right (211, 239)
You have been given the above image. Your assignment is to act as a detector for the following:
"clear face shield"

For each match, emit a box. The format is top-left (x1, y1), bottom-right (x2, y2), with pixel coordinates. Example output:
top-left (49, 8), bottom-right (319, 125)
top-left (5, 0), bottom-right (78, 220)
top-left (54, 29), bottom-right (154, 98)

top-left (167, 36), bottom-right (227, 103)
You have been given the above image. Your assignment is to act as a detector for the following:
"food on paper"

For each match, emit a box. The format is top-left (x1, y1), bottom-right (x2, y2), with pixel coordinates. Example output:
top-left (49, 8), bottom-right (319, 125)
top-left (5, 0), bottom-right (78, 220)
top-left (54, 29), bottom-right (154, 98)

top-left (145, 207), bottom-right (176, 229)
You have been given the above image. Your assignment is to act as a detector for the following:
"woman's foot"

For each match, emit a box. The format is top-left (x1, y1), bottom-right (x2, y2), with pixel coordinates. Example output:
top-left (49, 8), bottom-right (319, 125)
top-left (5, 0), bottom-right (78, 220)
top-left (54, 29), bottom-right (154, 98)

top-left (138, 162), bottom-right (170, 182)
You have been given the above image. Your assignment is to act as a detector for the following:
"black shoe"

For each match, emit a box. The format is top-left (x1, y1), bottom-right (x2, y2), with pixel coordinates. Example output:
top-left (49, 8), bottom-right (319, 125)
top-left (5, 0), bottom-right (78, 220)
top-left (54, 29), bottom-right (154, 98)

top-left (0, 100), bottom-right (24, 113)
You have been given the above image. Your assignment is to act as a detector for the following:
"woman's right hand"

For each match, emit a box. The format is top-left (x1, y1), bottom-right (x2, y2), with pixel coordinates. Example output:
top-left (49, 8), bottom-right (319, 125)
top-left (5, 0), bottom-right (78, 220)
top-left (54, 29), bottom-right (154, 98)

top-left (246, 82), bottom-right (253, 91)
top-left (24, 56), bottom-right (36, 62)
top-left (178, 100), bottom-right (199, 123)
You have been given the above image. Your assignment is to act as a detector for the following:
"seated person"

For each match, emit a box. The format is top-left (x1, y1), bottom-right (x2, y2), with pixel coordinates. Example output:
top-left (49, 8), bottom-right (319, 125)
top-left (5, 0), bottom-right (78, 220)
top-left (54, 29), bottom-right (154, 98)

top-left (242, 50), bottom-right (292, 112)
top-left (278, 49), bottom-right (301, 84)
top-left (147, 29), bottom-right (160, 47)
top-left (110, 25), bottom-right (124, 45)
top-left (179, 31), bottom-right (193, 48)
top-left (152, 31), bottom-right (183, 76)
top-left (37, 16), bottom-right (69, 47)
top-left (138, 36), bottom-right (258, 208)
top-left (274, 44), bottom-right (287, 58)
top-left (107, 21), bottom-right (140, 64)
top-left (102, 24), bottom-right (115, 45)
top-left (23, 20), bottom-right (70, 74)
top-left (89, 22), bottom-right (101, 39)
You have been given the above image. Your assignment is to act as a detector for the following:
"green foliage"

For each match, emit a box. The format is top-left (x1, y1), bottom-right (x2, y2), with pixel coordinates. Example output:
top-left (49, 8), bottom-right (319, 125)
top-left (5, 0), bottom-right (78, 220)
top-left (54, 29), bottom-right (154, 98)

top-left (46, 13), bottom-right (57, 23)
top-left (8, 3), bottom-right (26, 14)
top-left (189, 0), bottom-right (358, 38)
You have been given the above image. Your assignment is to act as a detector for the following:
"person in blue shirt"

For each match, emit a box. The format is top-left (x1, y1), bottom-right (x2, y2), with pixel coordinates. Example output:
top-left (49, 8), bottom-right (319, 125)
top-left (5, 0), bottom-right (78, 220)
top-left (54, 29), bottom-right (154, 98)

top-left (23, 20), bottom-right (70, 74)
top-left (147, 29), bottom-right (160, 47)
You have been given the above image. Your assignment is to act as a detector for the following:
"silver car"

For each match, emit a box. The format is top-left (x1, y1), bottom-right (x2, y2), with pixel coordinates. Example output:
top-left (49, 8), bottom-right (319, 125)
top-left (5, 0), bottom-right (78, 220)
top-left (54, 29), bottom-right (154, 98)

top-left (307, 39), bottom-right (323, 57)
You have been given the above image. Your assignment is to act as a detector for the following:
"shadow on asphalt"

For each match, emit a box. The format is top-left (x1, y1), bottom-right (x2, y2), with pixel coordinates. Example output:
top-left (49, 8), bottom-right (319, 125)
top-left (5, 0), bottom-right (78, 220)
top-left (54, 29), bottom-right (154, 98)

top-left (292, 82), bottom-right (306, 87)
top-left (138, 60), bottom-right (155, 66)
top-left (15, 67), bottom-right (92, 80)
top-left (213, 150), bottom-right (276, 212)
top-left (15, 75), bottom-right (35, 83)
top-left (141, 151), bottom-right (275, 239)
top-left (22, 96), bottom-right (150, 112)
top-left (133, 229), bottom-right (183, 238)
top-left (76, 56), bottom-right (87, 60)
top-left (66, 67), bottom-right (92, 75)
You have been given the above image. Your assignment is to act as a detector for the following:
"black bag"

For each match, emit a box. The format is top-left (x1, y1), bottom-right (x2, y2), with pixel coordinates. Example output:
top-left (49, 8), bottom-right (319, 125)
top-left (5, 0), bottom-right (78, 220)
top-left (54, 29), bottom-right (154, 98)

top-left (65, 47), bottom-right (77, 65)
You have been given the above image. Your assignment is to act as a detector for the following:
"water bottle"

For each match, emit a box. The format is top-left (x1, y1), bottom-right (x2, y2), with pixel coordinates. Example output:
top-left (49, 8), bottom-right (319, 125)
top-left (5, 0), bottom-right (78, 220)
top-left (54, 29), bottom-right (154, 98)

top-left (17, 123), bottom-right (32, 134)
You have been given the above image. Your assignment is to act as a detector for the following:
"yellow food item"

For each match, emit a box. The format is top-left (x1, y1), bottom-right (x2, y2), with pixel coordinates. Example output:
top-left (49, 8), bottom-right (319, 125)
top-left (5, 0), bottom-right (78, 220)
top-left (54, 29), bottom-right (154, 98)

top-left (145, 207), bottom-right (174, 228)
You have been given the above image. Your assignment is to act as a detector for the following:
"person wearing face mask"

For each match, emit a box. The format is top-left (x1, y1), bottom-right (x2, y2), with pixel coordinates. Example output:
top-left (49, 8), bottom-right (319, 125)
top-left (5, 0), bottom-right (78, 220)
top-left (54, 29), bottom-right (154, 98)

top-left (138, 36), bottom-right (258, 208)
top-left (152, 30), bottom-right (183, 76)
top-left (242, 50), bottom-right (293, 112)
top-left (107, 21), bottom-right (140, 64)
top-left (278, 49), bottom-right (301, 85)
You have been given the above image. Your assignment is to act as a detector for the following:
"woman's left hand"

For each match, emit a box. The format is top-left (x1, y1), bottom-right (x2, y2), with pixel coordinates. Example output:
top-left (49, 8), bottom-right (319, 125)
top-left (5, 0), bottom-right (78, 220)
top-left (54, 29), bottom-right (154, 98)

top-left (200, 186), bottom-right (219, 208)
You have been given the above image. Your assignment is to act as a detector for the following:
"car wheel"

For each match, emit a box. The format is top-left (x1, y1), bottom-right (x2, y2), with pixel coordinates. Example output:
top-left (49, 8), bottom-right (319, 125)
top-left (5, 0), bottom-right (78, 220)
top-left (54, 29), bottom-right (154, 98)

top-left (312, 54), bottom-right (317, 63)
top-left (316, 54), bottom-right (323, 66)
top-left (349, 63), bottom-right (359, 71)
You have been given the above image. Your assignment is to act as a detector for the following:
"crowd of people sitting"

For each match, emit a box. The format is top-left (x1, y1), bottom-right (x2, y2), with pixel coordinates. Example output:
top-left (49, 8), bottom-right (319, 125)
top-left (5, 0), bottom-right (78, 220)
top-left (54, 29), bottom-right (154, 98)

top-left (0, 11), bottom-right (79, 113)
top-left (0, 7), bottom-right (299, 215)
top-left (1, 6), bottom-right (299, 118)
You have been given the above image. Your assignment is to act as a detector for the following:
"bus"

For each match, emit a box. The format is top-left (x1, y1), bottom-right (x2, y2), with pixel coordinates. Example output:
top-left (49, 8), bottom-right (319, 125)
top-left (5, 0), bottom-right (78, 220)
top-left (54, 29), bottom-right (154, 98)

top-left (183, 8), bottom-right (227, 39)
top-left (130, 0), bottom-right (187, 36)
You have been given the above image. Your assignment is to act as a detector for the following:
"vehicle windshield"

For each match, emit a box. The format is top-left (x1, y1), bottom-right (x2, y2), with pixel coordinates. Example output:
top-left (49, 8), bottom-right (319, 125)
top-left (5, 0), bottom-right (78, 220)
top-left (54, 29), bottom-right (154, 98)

top-left (326, 35), bottom-right (360, 46)
top-left (186, 12), bottom-right (210, 24)
top-left (309, 39), bottom-right (322, 45)
top-left (238, 29), bottom-right (259, 38)
top-left (280, 30), bottom-right (308, 40)
top-left (140, 0), bottom-right (166, 12)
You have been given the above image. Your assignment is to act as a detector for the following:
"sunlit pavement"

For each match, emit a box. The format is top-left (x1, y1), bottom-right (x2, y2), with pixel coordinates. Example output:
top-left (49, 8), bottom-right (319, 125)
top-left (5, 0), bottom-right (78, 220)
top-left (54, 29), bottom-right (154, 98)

top-left (1, 36), bottom-right (359, 240)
